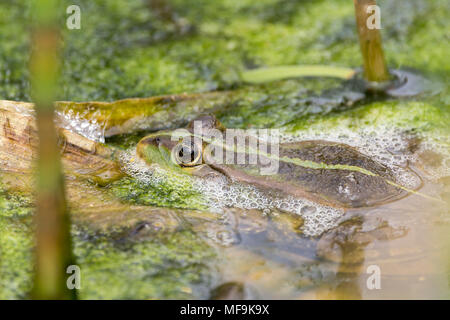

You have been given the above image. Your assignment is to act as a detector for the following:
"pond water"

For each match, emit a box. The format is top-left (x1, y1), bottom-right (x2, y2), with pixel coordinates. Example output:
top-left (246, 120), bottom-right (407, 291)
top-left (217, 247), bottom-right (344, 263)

top-left (206, 175), bottom-right (450, 299)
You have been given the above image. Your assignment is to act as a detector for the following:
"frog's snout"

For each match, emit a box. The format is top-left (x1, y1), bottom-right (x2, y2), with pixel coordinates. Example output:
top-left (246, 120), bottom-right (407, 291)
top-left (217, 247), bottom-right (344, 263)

top-left (138, 136), bottom-right (160, 147)
top-left (136, 135), bottom-right (165, 161)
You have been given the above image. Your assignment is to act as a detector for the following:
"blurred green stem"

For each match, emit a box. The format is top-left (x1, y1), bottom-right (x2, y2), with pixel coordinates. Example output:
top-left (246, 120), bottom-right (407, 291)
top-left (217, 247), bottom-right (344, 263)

top-left (30, 0), bottom-right (75, 300)
top-left (353, 0), bottom-right (390, 83)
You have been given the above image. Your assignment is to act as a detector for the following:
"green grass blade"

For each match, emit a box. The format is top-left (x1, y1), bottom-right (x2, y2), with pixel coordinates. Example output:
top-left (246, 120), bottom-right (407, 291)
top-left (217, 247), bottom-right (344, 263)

top-left (241, 65), bottom-right (356, 84)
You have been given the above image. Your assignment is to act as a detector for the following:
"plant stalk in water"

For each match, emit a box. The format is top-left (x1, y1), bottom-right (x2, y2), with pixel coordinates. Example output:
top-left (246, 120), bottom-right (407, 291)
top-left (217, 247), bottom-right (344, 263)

top-left (353, 0), bottom-right (390, 83)
top-left (30, 0), bottom-right (76, 300)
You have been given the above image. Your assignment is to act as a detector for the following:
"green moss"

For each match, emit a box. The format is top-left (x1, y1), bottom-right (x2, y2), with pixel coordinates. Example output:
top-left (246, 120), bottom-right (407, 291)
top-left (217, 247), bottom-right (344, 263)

top-left (73, 227), bottom-right (216, 299)
top-left (286, 100), bottom-right (450, 143)
top-left (0, 177), bottom-right (216, 299)
top-left (0, 182), bottom-right (34, 299)
top-left (0, 2), bottom-right (30, 101)
top-left (0, 219), bottom-right (34, 299)
top-left (0, 189), bottom-right (33, 219)
top-left (216, 77), bottom-right (349, 128)
top-left (110, 174), bottom-right (206, 210)
top-left (1, 0), bottom-right (448, 101)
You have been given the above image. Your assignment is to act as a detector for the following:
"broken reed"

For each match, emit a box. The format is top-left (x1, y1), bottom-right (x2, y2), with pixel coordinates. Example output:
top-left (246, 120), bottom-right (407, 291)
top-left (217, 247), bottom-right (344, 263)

top-left (353, 0), bottom-right (390, 83)
top-left (30, 0), bottom-right (75, 300)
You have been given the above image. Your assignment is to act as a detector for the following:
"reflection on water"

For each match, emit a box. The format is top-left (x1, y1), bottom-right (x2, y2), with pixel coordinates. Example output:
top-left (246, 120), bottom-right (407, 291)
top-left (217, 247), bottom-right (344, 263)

top-left (200, 175), bottom-right (450, 299)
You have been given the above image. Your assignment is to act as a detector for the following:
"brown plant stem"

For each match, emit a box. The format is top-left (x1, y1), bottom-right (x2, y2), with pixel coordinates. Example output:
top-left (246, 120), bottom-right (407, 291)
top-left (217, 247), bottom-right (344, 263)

top-left (353, 0), bottom-right (390, 83)
top-left (30, 0), bottom-right (75, 300)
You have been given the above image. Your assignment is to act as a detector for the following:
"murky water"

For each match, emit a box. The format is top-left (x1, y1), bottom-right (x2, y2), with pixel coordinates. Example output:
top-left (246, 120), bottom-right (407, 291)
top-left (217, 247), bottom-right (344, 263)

top-left (174, 168), bottom-right (446, 299)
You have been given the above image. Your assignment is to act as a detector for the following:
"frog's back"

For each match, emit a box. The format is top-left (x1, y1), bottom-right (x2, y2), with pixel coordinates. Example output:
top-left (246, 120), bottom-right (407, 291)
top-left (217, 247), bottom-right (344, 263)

top-left (277, 141), bottom-right (413, 208)
top-left (215, 140), bottom-right (418, 208)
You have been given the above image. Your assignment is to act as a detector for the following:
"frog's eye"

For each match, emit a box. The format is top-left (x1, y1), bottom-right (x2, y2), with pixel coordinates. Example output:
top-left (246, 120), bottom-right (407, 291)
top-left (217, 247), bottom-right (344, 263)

top-left (172, 140), bottom-right (202, 167)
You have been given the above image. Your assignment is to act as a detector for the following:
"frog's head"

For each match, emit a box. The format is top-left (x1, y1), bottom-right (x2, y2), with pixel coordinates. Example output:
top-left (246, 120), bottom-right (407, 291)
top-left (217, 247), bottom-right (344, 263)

top-left (137, 114), bottom-right (225, 176)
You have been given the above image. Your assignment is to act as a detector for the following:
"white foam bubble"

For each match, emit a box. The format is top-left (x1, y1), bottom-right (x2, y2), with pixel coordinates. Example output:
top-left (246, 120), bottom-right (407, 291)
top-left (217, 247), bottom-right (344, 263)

top-left (56, 109), bottom-right (106, 143)
top-left (194, 177), bottom-right (343, 237)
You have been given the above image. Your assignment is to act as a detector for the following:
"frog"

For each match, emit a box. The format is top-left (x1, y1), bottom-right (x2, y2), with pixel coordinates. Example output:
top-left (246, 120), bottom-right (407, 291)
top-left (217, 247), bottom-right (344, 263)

top-left (137, 114), bottom-right (419, 209)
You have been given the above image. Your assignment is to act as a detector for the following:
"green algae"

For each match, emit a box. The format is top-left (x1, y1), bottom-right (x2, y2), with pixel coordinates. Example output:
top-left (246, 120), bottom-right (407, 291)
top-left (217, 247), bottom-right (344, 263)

top-left (1, 0), bottom-right (449, 102)
top-left (0, 182), bottom-right (34, 299)
top-left (110, 175), bottom-right (206, 210)
top-left (0, 218), bottom-right (34, 299)
top-left (287, 100), bottom-right (449, 137)
top-left (0, 177), bottom-right (217, 299)
top-left (72, 227), bottom-right (216, 300)
top-left (56, 91), bottom-right (234, 137)
top-left (215, 77), bottom-right (358, 128)
top-left (0, 187), bottom-right (33, 219)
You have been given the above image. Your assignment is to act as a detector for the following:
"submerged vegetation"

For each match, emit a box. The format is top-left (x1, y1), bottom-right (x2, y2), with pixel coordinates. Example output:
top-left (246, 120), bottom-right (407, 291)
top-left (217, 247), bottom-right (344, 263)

top-left (0, 0), bottom-right (448, 299)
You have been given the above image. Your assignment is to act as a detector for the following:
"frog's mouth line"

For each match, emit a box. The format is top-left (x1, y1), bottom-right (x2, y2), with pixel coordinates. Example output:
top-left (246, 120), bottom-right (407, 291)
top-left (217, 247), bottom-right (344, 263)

top-left (142, 131), bottom-right (442, 203)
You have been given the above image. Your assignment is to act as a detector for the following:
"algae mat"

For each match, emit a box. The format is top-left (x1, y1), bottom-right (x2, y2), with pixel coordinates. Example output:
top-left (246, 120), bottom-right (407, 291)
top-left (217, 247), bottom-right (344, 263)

top-left (0, 0), bottom-right (449, 299)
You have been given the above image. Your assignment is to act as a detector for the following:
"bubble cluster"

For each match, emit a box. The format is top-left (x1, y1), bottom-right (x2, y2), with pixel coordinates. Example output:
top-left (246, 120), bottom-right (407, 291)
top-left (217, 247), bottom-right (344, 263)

top-left (279, 124), bottom-right (449, 186)
top-left (4, 102), bottom-right (107, 143)
top-left (56, 109), bottom-right (106, 143)
top-left (193, 177), bottom-right (344, 237)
